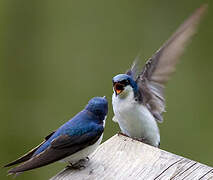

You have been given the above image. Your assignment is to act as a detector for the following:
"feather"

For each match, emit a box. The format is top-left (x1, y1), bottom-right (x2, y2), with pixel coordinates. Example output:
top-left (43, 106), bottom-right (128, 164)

top-left (128, 5), bottom-right (207, 122)
top-left (4, 131), bottom-right (55, 167)
top-left (7, 129), bottom-right (103, 174)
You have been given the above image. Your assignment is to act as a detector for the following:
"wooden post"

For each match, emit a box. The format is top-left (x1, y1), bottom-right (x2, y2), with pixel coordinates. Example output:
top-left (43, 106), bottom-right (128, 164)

top-left (50, 134), bottom-right (213, 180)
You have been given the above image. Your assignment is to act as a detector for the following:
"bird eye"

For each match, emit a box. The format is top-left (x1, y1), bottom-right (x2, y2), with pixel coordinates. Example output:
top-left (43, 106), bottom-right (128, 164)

top-left (120, 80), bottom-right (129, 86)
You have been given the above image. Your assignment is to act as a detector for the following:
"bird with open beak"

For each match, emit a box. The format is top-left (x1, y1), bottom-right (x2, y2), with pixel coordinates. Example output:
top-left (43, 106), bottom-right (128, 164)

top-left (112, 5), bottom-right (207, 147)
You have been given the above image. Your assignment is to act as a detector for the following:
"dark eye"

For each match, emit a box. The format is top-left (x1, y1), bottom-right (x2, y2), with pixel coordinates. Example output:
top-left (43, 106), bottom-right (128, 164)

top-left (120, 80), bottom-right (129, 86)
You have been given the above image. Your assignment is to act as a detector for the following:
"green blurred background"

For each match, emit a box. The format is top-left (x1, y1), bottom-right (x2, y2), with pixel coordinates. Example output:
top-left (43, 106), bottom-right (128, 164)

top-left (0, 0), bottom-right (213, 179)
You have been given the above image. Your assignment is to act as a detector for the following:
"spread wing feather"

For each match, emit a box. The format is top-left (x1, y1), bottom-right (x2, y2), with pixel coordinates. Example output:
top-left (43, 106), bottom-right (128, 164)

top-left (127, 5), bottom-right (207, 122)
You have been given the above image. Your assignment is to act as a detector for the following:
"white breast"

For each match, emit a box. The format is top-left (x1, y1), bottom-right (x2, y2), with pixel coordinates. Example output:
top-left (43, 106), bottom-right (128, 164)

top-left (112, 88), bottom-right (160, 147)
top-left (60, 134), bottom-right (103, 163)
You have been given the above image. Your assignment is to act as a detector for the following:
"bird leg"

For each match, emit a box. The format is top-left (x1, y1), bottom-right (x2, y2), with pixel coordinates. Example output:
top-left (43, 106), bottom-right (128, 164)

top-left (66, 158), bottom-right (89, 170)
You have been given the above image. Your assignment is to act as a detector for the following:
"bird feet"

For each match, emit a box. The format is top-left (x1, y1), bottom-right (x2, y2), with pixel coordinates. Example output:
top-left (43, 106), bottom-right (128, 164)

top-left (132, 137), bottom-right (159, 147)
top-left (66, 158), bottom-right (89, 170)
top-left (132, 137), bottom-right (147, 142)
top-left (118, 132), bottom-right (147, 143)
top-left (118, 132), bottom-right (145, 142)
top-left (118, 132), bottom-right (160, 147)
top-left (117, 132), bottom-right (130, 138)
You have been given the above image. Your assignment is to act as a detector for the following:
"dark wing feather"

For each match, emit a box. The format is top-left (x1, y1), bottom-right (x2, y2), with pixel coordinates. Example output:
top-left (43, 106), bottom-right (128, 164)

top-left (8, 128), bottom-right (103, 174)
top-left (4, 131), bottom-right (55, 167)
top-left (136, 5), bottom-right (207, 122)
top-left (126, 55), bottom-right (140, 80)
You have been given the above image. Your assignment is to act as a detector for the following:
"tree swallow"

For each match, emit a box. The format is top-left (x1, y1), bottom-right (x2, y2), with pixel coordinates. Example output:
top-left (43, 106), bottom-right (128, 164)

top-left (112, 5), bottom-right (207, 147)
top-left (4, 97), bottom-right (108, 175)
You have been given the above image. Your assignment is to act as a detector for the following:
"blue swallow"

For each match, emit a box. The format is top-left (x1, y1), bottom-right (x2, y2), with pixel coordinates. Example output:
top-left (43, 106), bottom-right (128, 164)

top-left (112, 5), bottom-right (206, 147)
top-left (4, 97), bottom-right (108, 175)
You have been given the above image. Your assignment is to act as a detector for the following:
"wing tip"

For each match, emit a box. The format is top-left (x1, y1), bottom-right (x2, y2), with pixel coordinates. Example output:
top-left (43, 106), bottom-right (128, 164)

top-left (3, 161), bottom-right (18, 168)
top-left (199, 4), bottom-right (208, 13)
top-left (4, 164), bottom-right (10, 168)
top-left (8, 169), bottom-right (16, 175)
top-left (196, 4), bottom-right (208, 19)
top-left (7, 169), bottom-right (23, 177)
top-left (7, 163), bottom-right (29, 176)
top-left (3, 157), bottom-right (29, 168)
top-left (5, 164), bottom-right (20, 174)
top-left (191, 4), bottom-right (208, 24)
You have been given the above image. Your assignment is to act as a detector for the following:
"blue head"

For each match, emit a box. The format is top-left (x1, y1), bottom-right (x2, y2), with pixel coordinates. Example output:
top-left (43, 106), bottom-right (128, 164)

top-left (85, 97), bottom-right (108, 120)
top-left (112, 74), bottom-right (138, 97)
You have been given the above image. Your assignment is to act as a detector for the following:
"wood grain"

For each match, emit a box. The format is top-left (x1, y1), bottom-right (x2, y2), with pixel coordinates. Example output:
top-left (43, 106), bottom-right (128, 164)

top-left (50, 134), bottom-right (213, 180)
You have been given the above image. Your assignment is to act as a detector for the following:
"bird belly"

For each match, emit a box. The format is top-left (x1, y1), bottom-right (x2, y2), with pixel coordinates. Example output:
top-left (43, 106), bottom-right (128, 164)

top-left (60, 134), bottom-right (103, 163)
top-left (112, 94), bottom-right (160, 147)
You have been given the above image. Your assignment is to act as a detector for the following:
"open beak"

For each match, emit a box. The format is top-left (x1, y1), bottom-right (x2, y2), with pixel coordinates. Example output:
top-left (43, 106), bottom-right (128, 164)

top-left (113, 82), bottom-right (124, 95)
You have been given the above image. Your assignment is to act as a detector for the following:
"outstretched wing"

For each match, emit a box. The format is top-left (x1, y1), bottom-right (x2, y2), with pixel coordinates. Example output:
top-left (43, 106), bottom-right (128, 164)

top-left (7, 127), bottom-right (103, 174)
top-left (4, 131), bottom-right (55, 168)
top-left (126, 55), bottom-right (141, 80)
top-left (129, 5), bottom-right (207, 122)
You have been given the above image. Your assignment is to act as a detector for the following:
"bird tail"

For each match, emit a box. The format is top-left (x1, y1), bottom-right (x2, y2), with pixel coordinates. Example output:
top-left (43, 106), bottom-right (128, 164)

top-left (7, 147), bottom-right (67, 175)
top-left (4, 141), bottom-right (46, 168)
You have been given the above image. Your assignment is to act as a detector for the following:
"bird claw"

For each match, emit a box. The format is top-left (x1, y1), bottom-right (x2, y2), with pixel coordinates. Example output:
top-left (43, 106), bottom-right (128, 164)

top-left (66, 158), bottom-right (89, 170)
top-left (132, 137), bottom-right (146, 142)
top-left (117, 132), bottom-right (129, 138)
top-left (132, 137), bottom-right (155, 147)
top-left (117, 132), bottom-right (156, 147)
top-left (131, 135), bottom-right (150, 143)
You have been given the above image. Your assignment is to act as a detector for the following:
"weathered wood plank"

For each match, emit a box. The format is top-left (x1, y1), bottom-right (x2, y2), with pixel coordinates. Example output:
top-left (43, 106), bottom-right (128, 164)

top-left (50, 134), bottom-right (213, 180)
